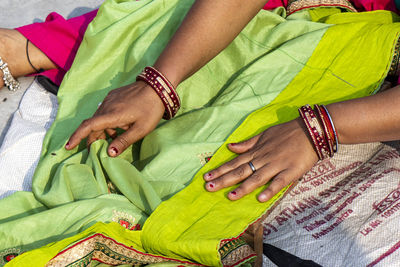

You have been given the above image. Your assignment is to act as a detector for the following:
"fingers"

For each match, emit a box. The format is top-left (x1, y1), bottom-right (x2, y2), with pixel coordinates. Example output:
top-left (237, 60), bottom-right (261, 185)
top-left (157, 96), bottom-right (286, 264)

top-left (206, 163), bottom-right (296, 203)
top-left (204, 155), bottom-right (252, 182)
top-left (66, 115), bottom-right (116, 150)
top-left (86, 131), bottom-right (107, 147)
top-left (204, 150), bottom-right (274, 192)
top-left (107, 124), bottom-right (146, 157)
top-left (227, 134), bottom-right (260, 154)
top-left (205, 163), bottom-right (255, 191)
top-left (106, 129), bottom-right (117, 139)
top-left (204, 139), bottom-right (262, 183)
top-left (65, 82), bottom-right (165, 157)
top-left (227, 166), bottom-right (279, 201)
top-left (203, 135), bottom-right (261, 184)
top-left (257, 170), bottom-right (296, 202)
top-left (206, 161), bottom-right (280, 199)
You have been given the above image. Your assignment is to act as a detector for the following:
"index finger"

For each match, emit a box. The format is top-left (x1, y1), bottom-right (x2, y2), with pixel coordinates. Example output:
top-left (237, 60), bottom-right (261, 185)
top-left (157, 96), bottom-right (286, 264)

top-left (65, 115), bottom-right (116, 150)
top-left (204, 153), bottom-right (252, 182)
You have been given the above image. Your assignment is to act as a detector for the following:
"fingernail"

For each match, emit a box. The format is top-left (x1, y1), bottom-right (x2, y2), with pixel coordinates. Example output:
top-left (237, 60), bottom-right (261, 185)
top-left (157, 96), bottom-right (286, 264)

top-left (258, 194), bottom-right (268, 202)
top-left (204, 173), bottom-right (213, 180)
top-left (207, 182), bottom-right (215, 189)
top-left (230, 143), bottom-right (237, 146)
top-left (110, 147), bottom-right (118, 156)
top-left (65, 142), bottom-right (70, 149)
top-left (230, 190), bottom-right (237, 196)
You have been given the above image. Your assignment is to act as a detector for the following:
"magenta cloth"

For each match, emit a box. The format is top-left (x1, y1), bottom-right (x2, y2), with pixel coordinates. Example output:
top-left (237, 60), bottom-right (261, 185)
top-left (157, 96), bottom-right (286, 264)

top-left (263, 0), bottom-right (398, 13)
top-left (351, 0), bottom-right (398, 13)
top-left (263, 0), bottom-right (288, 10)
top-left (16, 10), bottom-right (98, 86)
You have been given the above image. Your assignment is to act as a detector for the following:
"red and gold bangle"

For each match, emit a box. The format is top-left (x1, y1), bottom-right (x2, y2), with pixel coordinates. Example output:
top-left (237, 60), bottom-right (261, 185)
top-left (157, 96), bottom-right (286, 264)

top-left (298, 105), bottom-right (330, 160)
top-left (320, 105), bottom-right (338, 153)
top-left (136, 66), bottom-right (180, 120)
top-left (314, 105), bottom-right (334, 157)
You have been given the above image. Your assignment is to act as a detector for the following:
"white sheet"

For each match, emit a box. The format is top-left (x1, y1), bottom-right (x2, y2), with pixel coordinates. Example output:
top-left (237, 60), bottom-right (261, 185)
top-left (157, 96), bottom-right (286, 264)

top-left (0, 79), bottom-right (57, 198)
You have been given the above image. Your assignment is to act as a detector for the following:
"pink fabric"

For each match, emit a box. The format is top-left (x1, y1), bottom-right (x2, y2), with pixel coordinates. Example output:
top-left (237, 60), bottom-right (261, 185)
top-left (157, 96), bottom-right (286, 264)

top-left (16, 10), bottom-right (98, 86)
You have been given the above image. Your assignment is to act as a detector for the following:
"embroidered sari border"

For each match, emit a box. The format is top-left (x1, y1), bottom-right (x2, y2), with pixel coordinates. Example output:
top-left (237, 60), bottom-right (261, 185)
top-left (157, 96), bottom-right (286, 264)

top-left (388, 35), bottom-right (400, 77)
top-left (287, 0), bottom-right (357, 15)
top-left (46, 233), bottom-right (203, 266)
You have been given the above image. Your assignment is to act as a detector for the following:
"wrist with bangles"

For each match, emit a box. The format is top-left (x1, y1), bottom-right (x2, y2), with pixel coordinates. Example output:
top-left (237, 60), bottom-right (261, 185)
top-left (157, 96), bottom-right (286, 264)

top-left (298, 104), bottom-right (338, 160)
top-left (136, 66), bottom-right (181, 120)
top-left (0, 57), bottom-right (20, 91)
top-left (1, 40), bottom-right (43, 92)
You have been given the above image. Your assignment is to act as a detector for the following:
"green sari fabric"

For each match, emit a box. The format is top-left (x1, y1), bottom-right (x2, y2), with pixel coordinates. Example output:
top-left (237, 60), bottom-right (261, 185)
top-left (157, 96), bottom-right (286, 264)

top-left (2, 0), bottom-right (400, 266)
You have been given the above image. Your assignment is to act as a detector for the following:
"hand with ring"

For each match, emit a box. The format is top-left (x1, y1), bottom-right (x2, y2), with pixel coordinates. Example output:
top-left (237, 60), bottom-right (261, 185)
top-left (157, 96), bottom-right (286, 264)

top-left (203, 118), bottom-right (319, 202)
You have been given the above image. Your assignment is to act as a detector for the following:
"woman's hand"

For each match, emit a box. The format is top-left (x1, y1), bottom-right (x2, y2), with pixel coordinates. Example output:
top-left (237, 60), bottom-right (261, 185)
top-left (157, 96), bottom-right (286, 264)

top-left (65, 81), bottom-right (165, 157)
top-left (203, 118), bottom-right (318, 202)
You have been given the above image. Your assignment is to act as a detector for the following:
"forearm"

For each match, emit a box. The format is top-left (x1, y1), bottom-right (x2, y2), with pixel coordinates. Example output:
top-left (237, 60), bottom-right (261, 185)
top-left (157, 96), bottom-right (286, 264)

top-left (153, 0), bottom-right (267, 87)
top-left (328, 85), bottom-right (400, 144)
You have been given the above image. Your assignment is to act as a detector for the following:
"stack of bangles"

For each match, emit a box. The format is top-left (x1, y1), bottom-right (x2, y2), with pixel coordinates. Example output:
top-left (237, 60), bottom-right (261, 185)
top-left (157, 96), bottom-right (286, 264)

top-left (136, 66), bottom-right (180, 120)
top-left (298, 104), bottom-right (338, 160)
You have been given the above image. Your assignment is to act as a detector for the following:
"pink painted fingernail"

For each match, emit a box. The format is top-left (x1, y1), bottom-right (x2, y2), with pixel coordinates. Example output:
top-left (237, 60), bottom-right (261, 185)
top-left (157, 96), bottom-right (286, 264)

top-left (207, 182), bottom-right (215, 189)
top-left (230, 143), bottom-right (237, 146)
top-left (230, 191), bottom-right (237, 196)
top-left (65, 142), bottom-right (70, 149)
top-left (110, 147), bottom-right (118, 156)
top-left (204, 173), bottom-right (213, 180)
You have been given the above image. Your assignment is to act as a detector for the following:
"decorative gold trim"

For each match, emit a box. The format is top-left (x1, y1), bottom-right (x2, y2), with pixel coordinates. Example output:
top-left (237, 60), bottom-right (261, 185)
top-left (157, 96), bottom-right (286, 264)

top-left (197, 152), bottom-right (214, 166)
top-left (219, 238), bottom-right (256, 266)
top-left (46, 234), bottom-right (181, 266)
top-left (0, 247), bottom-right (21, 265)
top-left (287, 0), bottom-right (357, 15)
top-left (388, 35), bottom-right (400, 77)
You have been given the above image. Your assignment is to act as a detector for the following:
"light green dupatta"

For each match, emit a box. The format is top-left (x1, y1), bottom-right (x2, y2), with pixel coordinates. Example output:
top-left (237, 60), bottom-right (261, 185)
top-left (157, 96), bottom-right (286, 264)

top-left (3, 1), bottom-right (400, 266)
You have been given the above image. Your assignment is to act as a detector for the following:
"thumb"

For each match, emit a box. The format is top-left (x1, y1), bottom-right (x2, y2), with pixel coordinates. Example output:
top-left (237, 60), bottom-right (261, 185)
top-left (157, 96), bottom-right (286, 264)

top-left (108, 125), bottom-right (145, 157)
top-left (228, 134), bottom-right (260, 154)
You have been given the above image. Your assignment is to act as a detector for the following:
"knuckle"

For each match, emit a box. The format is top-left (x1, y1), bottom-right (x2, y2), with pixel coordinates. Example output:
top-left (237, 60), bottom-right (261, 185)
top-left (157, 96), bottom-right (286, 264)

top-left (116, 137), bottom-right (129, 148)
top-left (251, 173), bottom-right (264, 184)
top-left (225, 159), bottom-right (238, 169)
top-left (249, 149), bottom-right (259, 160)
top-left (218, 174), bottom-right (239, 188)
top-left (233, 165), bottom-right (246, 178)
top-left (135, 126), bottom-right (146, 136)
top-left (218, 178), bottom-right (229, 188)
top-left (273, 175), bottom-right (288, 188)
top-left (240, 174), bottom-right (264, 193)
top-left (211, 165), bottom-right (227, 177)
top-left (81, 119), bottom-right (92, 128)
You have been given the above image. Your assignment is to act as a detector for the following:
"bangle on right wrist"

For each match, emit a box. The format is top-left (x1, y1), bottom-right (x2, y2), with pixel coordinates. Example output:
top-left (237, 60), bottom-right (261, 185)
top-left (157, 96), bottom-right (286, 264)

top-left (136, 66), bottom-right (181, 120)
